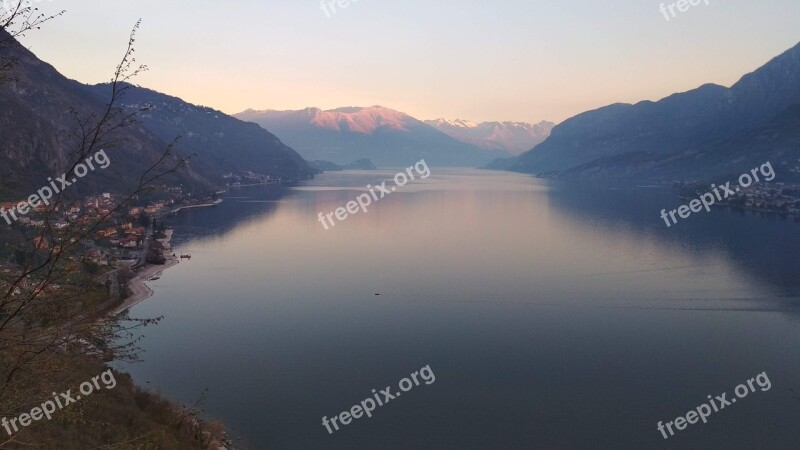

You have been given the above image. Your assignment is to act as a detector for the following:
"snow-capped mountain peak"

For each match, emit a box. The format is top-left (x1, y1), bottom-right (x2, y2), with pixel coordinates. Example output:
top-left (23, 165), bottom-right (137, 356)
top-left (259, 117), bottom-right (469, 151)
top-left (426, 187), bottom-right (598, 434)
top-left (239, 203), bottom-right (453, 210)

top-left (424, 118), bottom-right (555, 155)
top-left (429, 118), bottom-right (479, 128)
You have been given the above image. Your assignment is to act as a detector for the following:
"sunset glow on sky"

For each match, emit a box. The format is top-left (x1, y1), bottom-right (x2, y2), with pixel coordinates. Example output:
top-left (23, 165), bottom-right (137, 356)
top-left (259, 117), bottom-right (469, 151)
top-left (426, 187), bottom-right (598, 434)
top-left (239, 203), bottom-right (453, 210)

top-left (19, 0), bottom-right (800, 124)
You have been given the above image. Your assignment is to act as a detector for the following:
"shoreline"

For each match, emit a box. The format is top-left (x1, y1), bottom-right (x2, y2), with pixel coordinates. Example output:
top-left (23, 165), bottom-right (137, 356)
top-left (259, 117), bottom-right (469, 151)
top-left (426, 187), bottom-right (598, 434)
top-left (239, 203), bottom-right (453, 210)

top-left (169, 198), bottom-right (223, 215)
top-left (109, 229), bottom-right (180, 317)
top-left (228, 180), bottom-right (280, 188)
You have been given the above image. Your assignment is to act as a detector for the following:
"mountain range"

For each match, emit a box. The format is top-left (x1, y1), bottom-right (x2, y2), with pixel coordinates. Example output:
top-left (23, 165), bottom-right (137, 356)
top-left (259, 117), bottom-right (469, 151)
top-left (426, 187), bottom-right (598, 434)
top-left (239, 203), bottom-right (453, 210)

top-left (234, 107), bottom-right (506, 167)
top-left (0, 28), bottom-right (315, 198)
top-left (6, 23), bottom-right (798, 193)
top-left (502, 41), bottom-right (800, 183)
top-left (84, 84), bottom-right (316, 184)
top-left (425, 118), bottom-right (554, 155)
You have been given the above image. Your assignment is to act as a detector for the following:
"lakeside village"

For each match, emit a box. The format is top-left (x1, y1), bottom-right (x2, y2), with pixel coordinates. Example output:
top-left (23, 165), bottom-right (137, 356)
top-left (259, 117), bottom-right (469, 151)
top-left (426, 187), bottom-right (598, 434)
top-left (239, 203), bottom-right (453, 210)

top-left (678, 181), bottom-right (800, 220)
top-left (0, 185), bottom-right (204, 267)
top-left (0, 170), bottom-right (277, 308)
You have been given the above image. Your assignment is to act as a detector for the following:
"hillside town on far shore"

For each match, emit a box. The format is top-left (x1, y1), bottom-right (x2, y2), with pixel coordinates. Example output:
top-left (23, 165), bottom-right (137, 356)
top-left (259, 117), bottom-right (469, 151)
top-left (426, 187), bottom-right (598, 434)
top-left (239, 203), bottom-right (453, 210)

top-left (679, 182), bottom-right (800, 219)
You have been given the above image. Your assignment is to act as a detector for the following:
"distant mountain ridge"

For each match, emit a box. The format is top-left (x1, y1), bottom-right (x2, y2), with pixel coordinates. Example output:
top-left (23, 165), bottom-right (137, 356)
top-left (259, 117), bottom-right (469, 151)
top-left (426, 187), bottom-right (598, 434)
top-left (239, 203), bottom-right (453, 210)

top-left (0, 27), bottom-right (186, 195)
top-left (425, 118), bottom-right (554, 155)
top-left (235, 106), bottom-right (506, 167)
top-left (84, 84), bottom-right (317, 184)
top-left (562, 103), bottom-right (800, 182)
top-left (0, 28), bottom-right (315, 197)
top-left (507, 41), bottom-right (800, 182)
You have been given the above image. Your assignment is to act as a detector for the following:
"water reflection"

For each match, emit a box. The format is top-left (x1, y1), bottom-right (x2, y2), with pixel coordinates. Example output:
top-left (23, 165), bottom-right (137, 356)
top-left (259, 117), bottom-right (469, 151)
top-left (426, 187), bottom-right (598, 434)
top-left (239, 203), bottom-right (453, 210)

top-left (123, 170), bottom-right (800, 449)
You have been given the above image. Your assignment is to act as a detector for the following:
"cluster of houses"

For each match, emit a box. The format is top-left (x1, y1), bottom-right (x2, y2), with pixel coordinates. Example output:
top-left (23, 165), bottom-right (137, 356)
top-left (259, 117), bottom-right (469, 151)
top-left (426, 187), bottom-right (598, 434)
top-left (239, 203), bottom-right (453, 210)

top-left (128, 199), bottom-right (175, 216)
top-left (96, 223), bottom-right (147, 249)
top-left (728, 184), bottom-right (800, 216)
top-left (0, 184), bottom-right (214, 303)
top-left (680, 180), bottom-right (800, 218)
top-left (1, 188), bottom-right (188, 268)
top-left (1, 192), bottom-right (117, 229)
top-left (222, 171), bottom-right (276, 186)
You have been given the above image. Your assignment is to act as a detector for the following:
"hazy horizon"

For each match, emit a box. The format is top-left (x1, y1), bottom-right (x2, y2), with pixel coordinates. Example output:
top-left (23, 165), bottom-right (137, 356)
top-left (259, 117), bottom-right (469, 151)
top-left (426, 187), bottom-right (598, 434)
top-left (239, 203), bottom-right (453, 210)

top-left (15, 0), bottom-right (800, 124)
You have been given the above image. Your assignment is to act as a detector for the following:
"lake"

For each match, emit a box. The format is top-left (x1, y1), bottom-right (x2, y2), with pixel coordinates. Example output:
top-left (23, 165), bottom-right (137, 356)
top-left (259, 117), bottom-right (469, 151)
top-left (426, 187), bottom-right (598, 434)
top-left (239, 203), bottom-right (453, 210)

top-left (119, 169), bottom-right (800, 449)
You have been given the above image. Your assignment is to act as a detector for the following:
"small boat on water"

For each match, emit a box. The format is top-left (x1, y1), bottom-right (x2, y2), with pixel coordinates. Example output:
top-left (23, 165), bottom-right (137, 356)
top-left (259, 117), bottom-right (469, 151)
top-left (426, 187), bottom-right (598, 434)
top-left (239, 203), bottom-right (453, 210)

top-left (180, 254), bottom-right (192, 259)
top-left (149, 276), bottom-right (160, 281)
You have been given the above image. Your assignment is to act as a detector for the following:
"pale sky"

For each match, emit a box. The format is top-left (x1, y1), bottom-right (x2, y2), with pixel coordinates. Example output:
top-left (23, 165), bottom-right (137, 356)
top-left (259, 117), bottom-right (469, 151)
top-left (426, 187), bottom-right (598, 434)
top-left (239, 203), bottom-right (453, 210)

top-left (16, 0), bottom-right (800, 124)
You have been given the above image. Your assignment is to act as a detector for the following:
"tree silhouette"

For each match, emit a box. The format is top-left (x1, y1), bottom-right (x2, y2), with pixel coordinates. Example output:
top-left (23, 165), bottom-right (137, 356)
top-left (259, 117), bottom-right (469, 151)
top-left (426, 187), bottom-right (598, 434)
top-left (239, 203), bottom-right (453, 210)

top-left (0, 7), bottom-right (215, 448)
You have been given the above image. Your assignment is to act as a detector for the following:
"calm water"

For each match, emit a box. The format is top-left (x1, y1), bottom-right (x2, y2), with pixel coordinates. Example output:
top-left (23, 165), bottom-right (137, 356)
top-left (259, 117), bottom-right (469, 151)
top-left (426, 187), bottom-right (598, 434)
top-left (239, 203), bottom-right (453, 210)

top-left (120, 170), bottom-right (800, 449)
